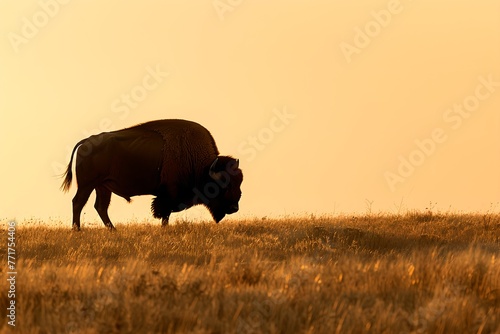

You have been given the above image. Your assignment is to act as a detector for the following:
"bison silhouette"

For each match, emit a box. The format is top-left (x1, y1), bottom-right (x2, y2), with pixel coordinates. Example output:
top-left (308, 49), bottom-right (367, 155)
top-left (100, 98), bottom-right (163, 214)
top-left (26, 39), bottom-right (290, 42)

top-left (61, 119), bottom-right (243, 230)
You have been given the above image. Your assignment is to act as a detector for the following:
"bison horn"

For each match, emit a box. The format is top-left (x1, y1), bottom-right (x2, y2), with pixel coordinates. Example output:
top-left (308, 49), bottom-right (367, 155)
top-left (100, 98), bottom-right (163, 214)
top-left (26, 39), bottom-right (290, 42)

top-left (209, 158), bottom-right (221, 181)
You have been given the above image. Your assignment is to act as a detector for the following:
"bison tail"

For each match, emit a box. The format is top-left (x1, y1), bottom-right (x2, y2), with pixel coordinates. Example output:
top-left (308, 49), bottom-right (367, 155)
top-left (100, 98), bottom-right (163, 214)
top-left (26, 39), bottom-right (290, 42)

top-left (60, 138), bottom-right (87, 192)
top-left (60, 163), bottom-right (73, 192)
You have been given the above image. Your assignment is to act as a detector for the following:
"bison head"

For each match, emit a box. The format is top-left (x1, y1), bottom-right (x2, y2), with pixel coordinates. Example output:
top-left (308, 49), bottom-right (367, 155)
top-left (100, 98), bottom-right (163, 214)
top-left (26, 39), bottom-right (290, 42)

top-left (205, 156), bottom-right (243, 222)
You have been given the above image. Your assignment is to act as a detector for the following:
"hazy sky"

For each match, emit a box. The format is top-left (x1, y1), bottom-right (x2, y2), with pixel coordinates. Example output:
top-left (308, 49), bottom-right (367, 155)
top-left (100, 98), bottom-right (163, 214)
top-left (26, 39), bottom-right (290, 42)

top-left (1, 1), bottom-right (499, 224)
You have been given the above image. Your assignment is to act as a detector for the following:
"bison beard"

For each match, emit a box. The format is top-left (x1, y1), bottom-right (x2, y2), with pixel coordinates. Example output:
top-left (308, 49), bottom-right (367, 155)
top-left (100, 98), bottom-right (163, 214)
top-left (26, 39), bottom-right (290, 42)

top-left (151, 196), bottom-right (171, 220)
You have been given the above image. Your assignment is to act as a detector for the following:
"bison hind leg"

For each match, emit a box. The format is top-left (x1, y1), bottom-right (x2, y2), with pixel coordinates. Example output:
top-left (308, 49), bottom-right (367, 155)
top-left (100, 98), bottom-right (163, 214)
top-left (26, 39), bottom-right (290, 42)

top-left (151, 196), bottom-right (171, 222)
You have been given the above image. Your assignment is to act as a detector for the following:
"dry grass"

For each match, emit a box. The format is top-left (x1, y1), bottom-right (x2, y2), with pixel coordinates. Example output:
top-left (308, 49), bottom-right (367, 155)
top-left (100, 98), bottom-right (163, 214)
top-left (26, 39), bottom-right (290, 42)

top-left (1, 213), bottom-right (500, 333)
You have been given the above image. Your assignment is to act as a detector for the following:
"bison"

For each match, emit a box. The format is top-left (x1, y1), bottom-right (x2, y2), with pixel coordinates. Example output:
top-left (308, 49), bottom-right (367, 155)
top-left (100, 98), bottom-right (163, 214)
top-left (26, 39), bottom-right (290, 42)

top-left (61, 119), bottom-right (243, 230)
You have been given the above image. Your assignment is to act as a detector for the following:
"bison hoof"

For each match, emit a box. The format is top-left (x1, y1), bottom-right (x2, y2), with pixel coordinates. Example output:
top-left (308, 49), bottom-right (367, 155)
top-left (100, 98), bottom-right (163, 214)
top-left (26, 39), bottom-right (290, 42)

top-left (72, 224), bottom-right (81, 232)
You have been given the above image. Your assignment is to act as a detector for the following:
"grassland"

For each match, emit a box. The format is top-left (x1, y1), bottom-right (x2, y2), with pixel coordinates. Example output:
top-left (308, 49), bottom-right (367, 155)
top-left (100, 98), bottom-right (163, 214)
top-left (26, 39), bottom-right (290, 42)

top-left (1, 213), bottom-right (500, 333)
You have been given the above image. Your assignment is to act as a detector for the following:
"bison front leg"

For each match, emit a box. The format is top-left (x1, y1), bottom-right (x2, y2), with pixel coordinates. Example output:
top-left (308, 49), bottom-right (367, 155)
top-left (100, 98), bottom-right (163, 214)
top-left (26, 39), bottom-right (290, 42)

top-left (95, 187), bottom-right (116, 230)
top-left (161, 216), bottom-right (170, 227)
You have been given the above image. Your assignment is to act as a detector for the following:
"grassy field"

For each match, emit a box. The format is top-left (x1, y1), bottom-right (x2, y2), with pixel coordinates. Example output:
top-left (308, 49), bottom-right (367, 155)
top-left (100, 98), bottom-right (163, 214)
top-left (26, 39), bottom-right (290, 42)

top-left (1, 213), bottom-right (500, 333)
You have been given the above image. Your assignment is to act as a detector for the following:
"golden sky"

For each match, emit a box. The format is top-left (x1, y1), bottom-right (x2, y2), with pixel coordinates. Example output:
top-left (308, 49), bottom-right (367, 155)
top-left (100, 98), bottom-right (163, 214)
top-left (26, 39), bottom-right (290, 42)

top-left (1, 0), bottom-right (499, 223)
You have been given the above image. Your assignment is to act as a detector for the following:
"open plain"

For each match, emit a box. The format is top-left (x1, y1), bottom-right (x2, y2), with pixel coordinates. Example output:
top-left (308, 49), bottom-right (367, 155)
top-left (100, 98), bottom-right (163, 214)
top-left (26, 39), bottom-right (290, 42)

top-left (1, 213), bottom-right (500, 333)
